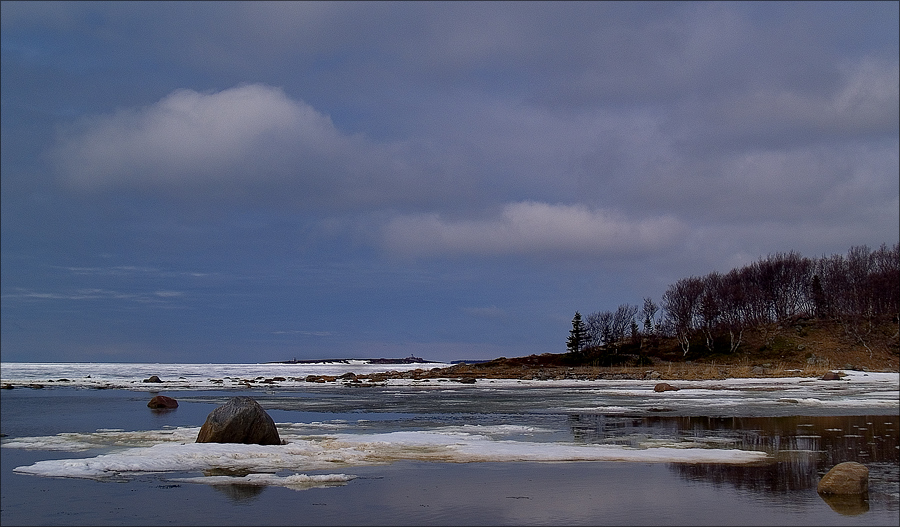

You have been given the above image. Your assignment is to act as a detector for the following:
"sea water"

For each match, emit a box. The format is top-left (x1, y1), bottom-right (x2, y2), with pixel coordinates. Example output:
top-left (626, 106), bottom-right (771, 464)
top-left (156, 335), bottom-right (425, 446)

top-left (1, 363), bottom-right (898, 526)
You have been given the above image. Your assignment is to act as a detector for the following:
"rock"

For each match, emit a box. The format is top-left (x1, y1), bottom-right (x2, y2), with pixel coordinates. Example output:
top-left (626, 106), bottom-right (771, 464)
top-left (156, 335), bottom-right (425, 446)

top-left (454, 377), bottom-right (477, 384)
top-left (645, 371), bottom-right (662, 380)
top-left (821, 371), bottom-right (843, 381)
top-left (147, 395), bottom-right (179, 409)
top-left (654, 383), bottom-right (679, 392)
top-left (144, 375), bottom-right (163, 383)
top-left (196, 396), bottom-right (281, 445)
top-left (817, 462), bottom-right (869, 495)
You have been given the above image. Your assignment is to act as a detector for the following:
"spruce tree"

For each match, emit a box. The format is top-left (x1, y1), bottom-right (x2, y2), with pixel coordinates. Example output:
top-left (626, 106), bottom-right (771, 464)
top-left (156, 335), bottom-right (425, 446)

top-left (567, 311), bottom-right (587, 354)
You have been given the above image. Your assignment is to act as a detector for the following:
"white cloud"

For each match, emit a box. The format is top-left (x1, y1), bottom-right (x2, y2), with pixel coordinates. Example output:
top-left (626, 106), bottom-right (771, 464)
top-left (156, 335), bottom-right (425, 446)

top-left (382, 201), bottom-right (686, 258)
top-left (50, 84), bottom-right (447, 209)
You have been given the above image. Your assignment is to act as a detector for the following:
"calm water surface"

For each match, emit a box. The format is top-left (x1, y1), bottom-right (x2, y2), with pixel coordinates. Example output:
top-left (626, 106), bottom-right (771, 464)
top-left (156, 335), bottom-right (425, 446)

top-left (1, 384), bottom-right (897, 526)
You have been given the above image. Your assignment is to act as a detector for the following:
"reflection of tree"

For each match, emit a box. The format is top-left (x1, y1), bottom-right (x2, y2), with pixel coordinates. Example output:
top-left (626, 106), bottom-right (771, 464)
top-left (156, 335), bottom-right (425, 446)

top-left (210, 483), bottom-right (266, 502)
top-left (673, 459), bottom-right (818, 492)
top-left (566, 414), bottom-right (898, 494)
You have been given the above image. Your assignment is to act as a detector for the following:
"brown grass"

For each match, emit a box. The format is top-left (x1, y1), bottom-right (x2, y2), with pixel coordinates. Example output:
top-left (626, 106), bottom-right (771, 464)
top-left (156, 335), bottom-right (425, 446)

top-left (576, 360), bottom-right (839, 381)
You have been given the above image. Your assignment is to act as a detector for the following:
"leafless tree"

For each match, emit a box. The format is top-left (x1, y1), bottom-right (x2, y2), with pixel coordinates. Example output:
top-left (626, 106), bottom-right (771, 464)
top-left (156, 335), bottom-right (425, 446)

top-left (663, 277), bottom-right (704, 355)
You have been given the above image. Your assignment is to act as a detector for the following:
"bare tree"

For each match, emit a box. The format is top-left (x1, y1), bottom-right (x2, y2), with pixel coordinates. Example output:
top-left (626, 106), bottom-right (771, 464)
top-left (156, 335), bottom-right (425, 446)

top-left (717, 268), bottom-right (748, 353)
top-left (698, 273), bottom-right (722, 352)
top-left (663, 277), bottom-right (704, 356)
top-left (585, 310), bottom-right (612, 349)
top-left (610, 304), bottom-right (638, 353)
top-left (642, 297), bottom-right (659, 349)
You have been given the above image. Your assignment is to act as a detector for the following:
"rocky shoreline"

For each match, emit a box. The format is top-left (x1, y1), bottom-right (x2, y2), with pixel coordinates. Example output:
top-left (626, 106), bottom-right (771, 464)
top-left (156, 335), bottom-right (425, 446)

top-left (301, 359), bottom-right (876, 385)
top-left (3, 353), bottom-right (894, 391)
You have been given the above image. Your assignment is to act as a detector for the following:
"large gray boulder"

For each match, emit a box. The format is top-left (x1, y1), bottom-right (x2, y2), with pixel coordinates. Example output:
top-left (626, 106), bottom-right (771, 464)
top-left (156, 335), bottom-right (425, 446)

top-left (196, 396), bottom-right (281, 445)
top-left (817, 462), bottom-right (869, 495)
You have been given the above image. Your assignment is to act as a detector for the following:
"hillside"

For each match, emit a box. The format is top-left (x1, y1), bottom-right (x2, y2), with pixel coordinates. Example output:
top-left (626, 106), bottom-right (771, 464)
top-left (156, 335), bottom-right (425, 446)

top-left (356, 318), bottom-right (898, 383)
top-left (491, 317), bottom-right (898, 379)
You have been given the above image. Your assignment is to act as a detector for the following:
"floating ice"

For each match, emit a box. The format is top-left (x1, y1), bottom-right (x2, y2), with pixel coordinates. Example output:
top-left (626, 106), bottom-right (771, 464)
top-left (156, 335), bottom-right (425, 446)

top-left (2, 427), bottom-right (200, 451)
top-left (0, 362), bottom-right (452, 390)
top-left (11, 425), bottom-right (768, 481)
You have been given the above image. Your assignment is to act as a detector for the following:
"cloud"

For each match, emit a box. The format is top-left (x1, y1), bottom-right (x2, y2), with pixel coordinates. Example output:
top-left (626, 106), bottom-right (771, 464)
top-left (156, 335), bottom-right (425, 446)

top-left (382, 201), bottom-right (686, 259)
top-left (2, 287), bottom-right (184, 304)
top-left (675, 57), bottom-right (899, 152)
top-left (50, 83), bottom-right (452, 210)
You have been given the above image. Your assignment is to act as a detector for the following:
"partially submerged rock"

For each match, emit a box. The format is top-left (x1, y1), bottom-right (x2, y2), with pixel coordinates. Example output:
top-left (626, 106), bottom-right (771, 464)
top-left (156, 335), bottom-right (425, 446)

top-left (196, 396), bottom-right (281, 445)
top-left (147, 395), bottom-right (178, 409)
top-left (654, 382), bottom-right (679, 392)
top-left (144, 375), bottom-right (163, 383)
top-left (817, 462), bottom-right (869, 495)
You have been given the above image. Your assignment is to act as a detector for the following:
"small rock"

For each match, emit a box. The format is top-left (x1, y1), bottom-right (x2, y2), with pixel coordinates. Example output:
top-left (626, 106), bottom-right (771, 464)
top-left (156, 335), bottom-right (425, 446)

top-left (654, 383), bottom-right (679, 392)
top-left (821, 371), bottom-right (843, 381)
top-left (817, 462), bottom-right (869, 495)
top-left (147, 395), bottom-right (179, 409)
top-left (144, 375), bottom-right (163, 383)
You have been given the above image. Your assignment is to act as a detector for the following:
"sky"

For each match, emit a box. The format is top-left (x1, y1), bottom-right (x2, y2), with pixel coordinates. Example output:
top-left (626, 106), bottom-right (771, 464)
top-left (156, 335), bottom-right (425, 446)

top-left (1, 1), bottom-right (898, 364)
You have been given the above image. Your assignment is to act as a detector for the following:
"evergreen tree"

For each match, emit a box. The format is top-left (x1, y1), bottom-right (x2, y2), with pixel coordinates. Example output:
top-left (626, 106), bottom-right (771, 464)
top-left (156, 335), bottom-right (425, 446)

top-left (567, 311), bottom-right (588, 354)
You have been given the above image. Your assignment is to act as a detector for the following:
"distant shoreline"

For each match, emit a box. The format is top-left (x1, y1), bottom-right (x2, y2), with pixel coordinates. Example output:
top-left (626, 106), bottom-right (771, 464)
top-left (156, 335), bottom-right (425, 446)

top-left (265, 356), bottom-right (444, 365)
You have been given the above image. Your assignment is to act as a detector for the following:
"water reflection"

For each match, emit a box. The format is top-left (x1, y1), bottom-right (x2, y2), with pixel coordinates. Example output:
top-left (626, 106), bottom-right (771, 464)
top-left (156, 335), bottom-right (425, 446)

top-left (202, 468), bottom-right (268, 502)
top-left (819, 493), bottom-right (870, 516)
top-left (211, 483), bottom-right (266, 502)
top-left (566, 414), bottom-right (899, 506)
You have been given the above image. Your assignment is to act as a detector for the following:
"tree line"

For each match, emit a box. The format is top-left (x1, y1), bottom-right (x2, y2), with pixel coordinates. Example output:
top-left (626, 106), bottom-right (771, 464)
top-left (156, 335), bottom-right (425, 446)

top-left (567, 243), bottom-right (899, 358)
